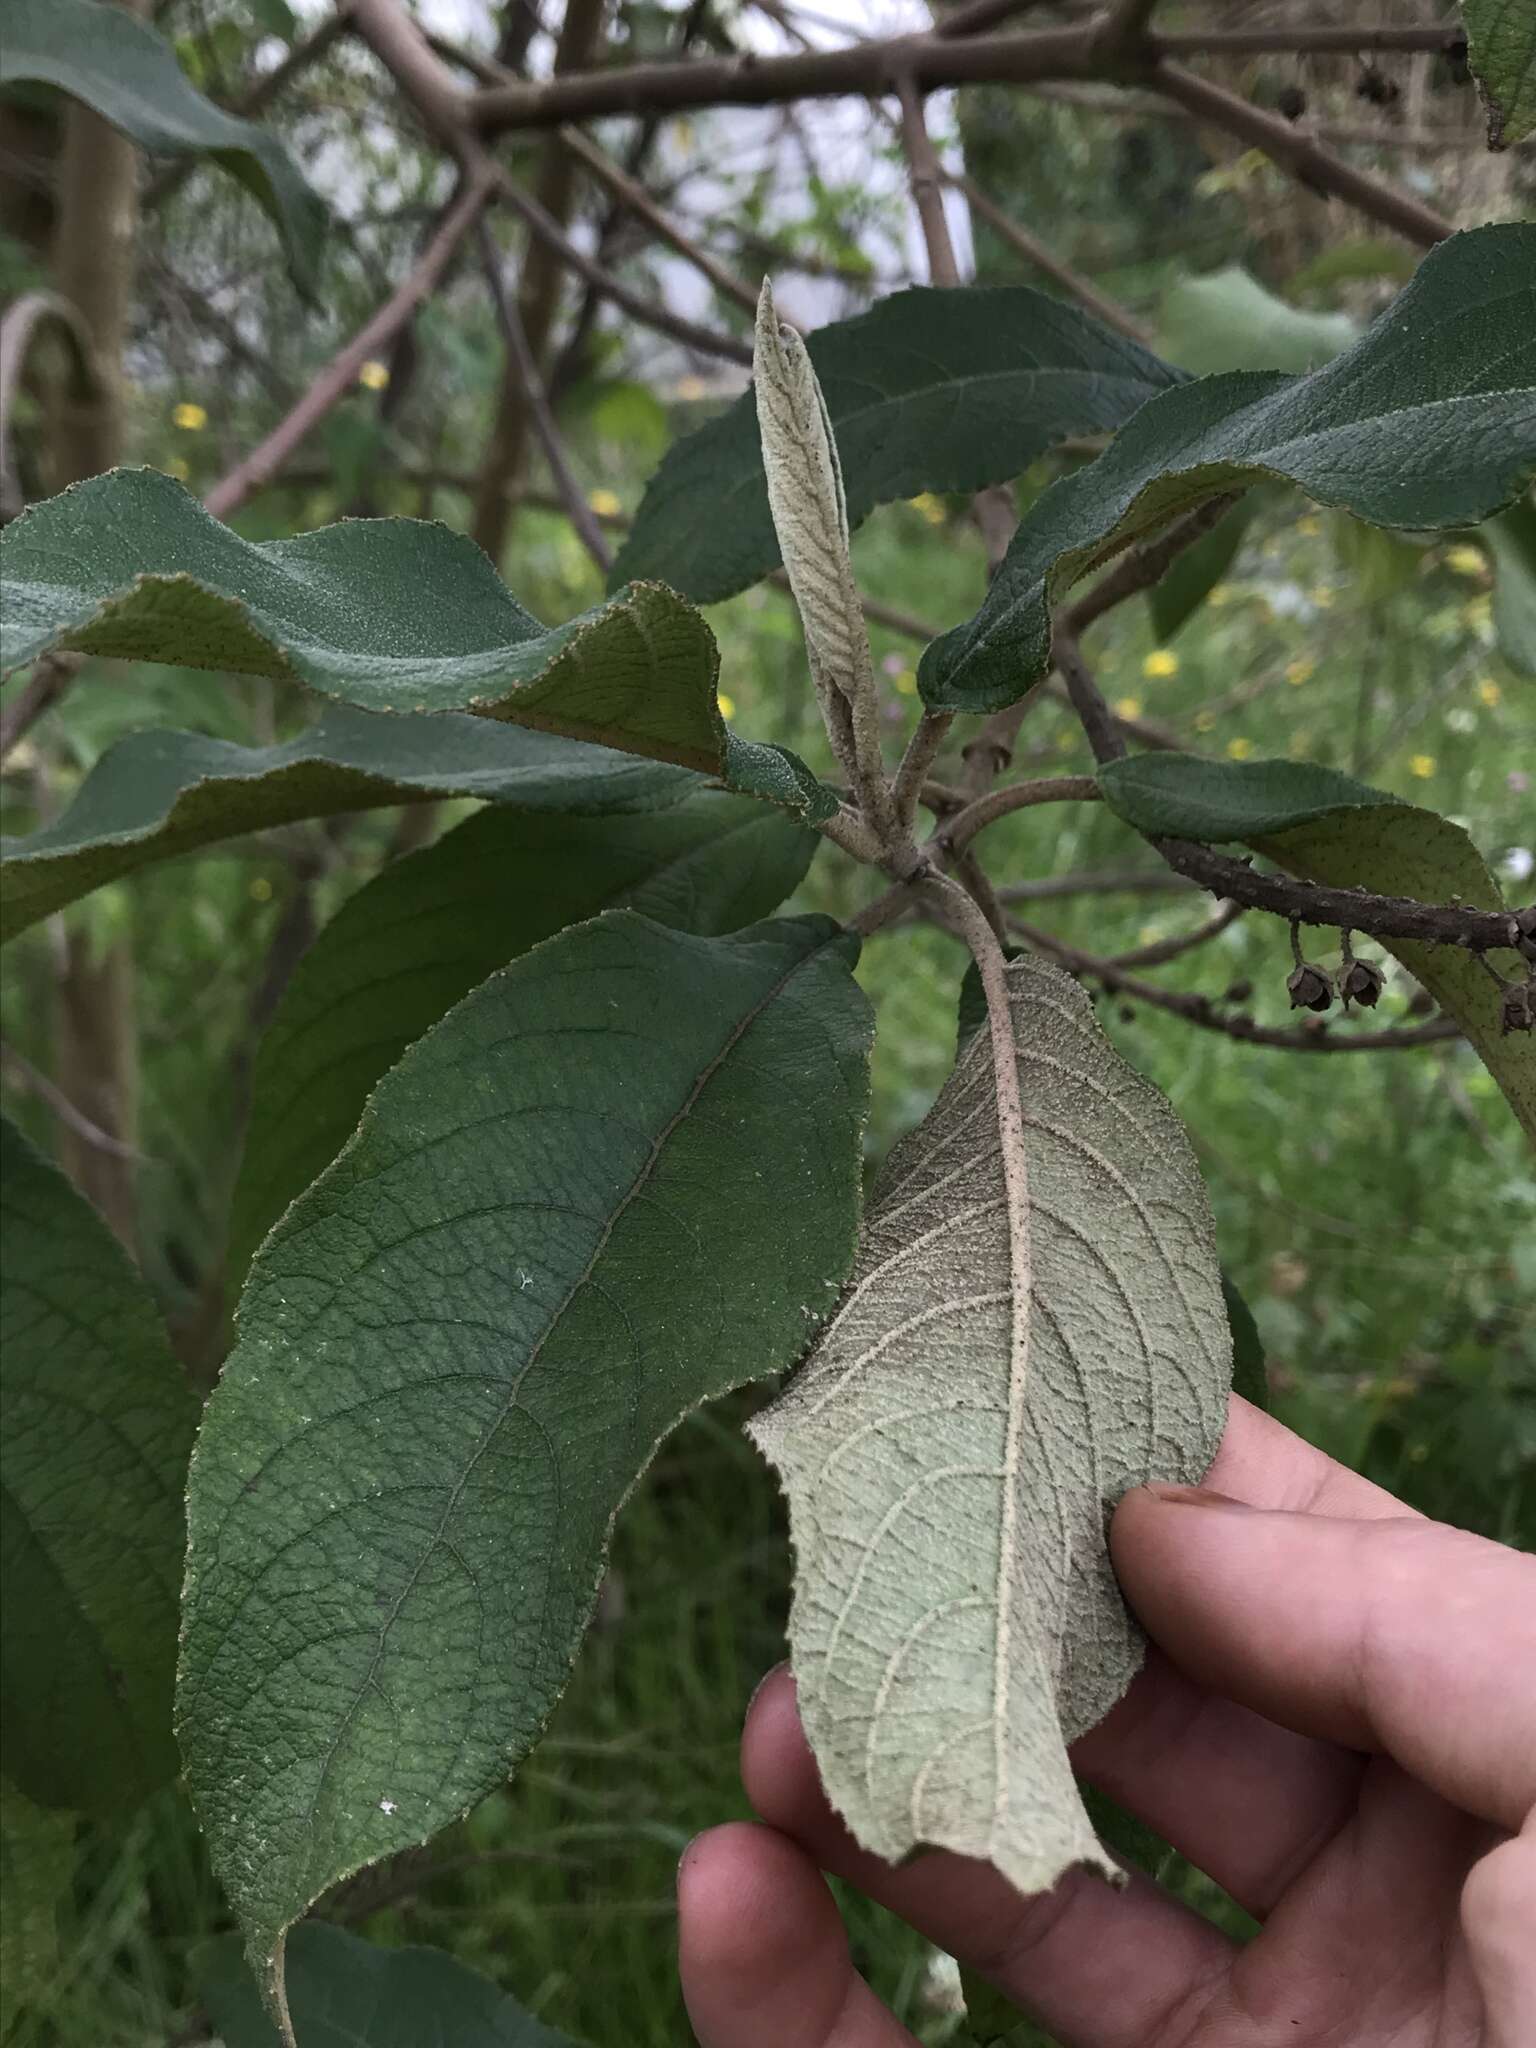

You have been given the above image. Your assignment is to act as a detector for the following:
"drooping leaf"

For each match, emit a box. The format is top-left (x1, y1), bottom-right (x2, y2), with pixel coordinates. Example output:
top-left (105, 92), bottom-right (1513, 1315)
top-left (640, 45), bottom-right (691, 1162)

top-left (0, 469), bottom-right (835, 823)
top-left (751, 956), bottom-right (1229, 1902)
top-left (0, 1116), bottom-right (198, 1816)
top-left (922, 226), bottom-right (1536, 713)
top-left (0, 706), bottom-right (699, 944)
top-left (227, 791), bottom-right (818, 1284)
top-left (1482, 498), bottom-right (1536, 674)
top-left (1149, 498), bottom-right (1255, 643)
top-left (612, 286), bottom-right (1184, 603)
top-left (1097, 753), bottom-right (1534, 1141)
top-left (1463, 0), bottom-right (1536, 146)
top-left (178, 913), bottom-right (872, 1996)
top-left (1157, 267), bottom-right (1357, 376)
top-left (198, 1922), bottom-right (576, 2048)
top-left (1221, 1271), bottom-right (1269, 1413)
top-left (0, 1780), bottom-right (75, 2037)
top-left (0, 0), bottom-right (324, 293)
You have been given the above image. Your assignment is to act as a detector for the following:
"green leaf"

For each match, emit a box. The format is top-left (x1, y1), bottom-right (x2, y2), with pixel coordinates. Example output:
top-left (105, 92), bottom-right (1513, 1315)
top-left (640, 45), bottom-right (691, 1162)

top-left (0, 707), bottom-right (699, 944)
top-left (0, 469), bottom-right (835, 824)
top-left (1221, 1271), bottom-right (1269, 1413)
top-left (1149, 498), bottom-right (1255, 643)
top-left (1097, 753), bottom-right (1535, 1143)
top-left (613, 286), bottom-right (1184, 603)
top-left (1482, 498), bottom-right (1536, 674)
top-left (0, 1116), bottom-right (198, 1816)
top-left (227, 790), bottom-right (819, 1284)
top-left (178, 913), bottom-right (872, 1993)
top-left (1463, 0), bottom-right (1536, 146)
top-left (0, 0), bottom-right (324, 293)
top-left (1157, 267), bottom-right (1357, 376)
top-left (0, 1780), bottom-right (75, 2038)
top-left (198, 1922), bottom-right (576, 2047)
top-left (922, 226), bottom-right (1536, 713)
top-left (751, 956), bottom-right (1229, 1904)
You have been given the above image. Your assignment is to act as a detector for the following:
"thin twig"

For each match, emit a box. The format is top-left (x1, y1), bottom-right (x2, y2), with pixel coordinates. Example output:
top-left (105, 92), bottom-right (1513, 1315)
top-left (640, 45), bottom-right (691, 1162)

top-left (938, 774), bottom-right (1102, 854)
top-left (0, 653), bottom-right (83, 759)
top-left (897, 76), bottom-right (961, 286)
top-left (0, 1041), bottom-right (147, 1160)
top-left (1105, 898), bottom-right (1241, 969)
top-left (0, 292), bottom-right (106, 521)
top-left (893, 711), bottom-right (956, 831)
top-left (205, 173), bottom-right (493, 520)
top-left (1053, 630), bottom-right (1125, 764)
top-left (946, 172), bottom-right (1151, 343)
top-left (997, 866), bottom-right (1194, 902)
top-left (476, 220), bottom-right (612, 574)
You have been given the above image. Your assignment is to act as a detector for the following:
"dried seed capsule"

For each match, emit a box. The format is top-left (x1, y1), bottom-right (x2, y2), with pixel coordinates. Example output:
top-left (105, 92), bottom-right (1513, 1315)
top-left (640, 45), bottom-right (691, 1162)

top-left (1341, 959), bottom-right (1386, 1008)
top-left (1276, 84), bottom-right (1307, 120)
top-left (1287, 962), bottom-right (1334, 1012)
top-left (1501, 983), bottom-right (1535, 1034)
top-left (1224, 978), bottom-right (1254, 1004)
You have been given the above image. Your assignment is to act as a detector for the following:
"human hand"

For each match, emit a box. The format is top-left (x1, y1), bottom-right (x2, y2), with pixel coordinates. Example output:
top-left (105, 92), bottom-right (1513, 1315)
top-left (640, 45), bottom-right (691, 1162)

top-left (677, 1396), bottom-right (1536, 2047)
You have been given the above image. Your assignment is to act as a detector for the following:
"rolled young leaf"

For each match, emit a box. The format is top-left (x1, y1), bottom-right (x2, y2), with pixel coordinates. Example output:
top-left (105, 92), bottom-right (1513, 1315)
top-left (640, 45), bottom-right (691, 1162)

top-left (922, 225), bottom-right (1536, 713)
top-left (1096, 752), bottom-right (1534, 1142)
top-left (177, 913), bottom-right (872, 2006)
top-left (752, 956), bottom-right (1230, 1903)
top-left (0, 706), bottom-right (699, 944)
top-left (226, 790), bottom-right (819, 1283)
top-left (0, 0), bottom-right (324, 293)
top-left (0, 1116), bottom-right (198, 1815)
top-left (612, 286), bottom-right (1184, 603)
top-left (0, 469), bottom-right (835, 823)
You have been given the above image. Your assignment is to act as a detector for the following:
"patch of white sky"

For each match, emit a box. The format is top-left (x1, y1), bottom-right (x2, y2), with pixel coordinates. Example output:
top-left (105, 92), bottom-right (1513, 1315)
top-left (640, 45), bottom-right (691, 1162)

top-left (285, 0), bottom-right (973, 355)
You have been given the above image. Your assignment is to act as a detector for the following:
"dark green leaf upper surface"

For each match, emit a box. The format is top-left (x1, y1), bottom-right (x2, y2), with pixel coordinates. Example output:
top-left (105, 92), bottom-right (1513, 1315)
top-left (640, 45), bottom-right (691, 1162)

top-left (0, 708), bottom-right (698, 943)
top-left (0, 470), bottom-right (835, 821)
top-left (0, 0), bottom-right (324, 292)
top-left (1463, 0), bottom-right (1536, 145)
top-left (178, 913), bottom-right (871, 1977)
top-left (0, 1117), bottom-right (197, 1815)
top-left (612, 286), bottom-right (1184, 603)
top-left (923, 227), bottom-right (1536, 712)
top-left (1098, 753), bottom-right (1534, 1142)
top-left (227, 791), bottom-right (819, 1283)
top-left (199, 1922), bottom-right (575, 2047)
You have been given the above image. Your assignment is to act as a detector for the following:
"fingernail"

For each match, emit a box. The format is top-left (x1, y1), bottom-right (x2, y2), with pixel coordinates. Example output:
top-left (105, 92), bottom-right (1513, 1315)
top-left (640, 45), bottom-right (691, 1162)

top-left (1141, 1483), bottom-right (1253, 1511)
top-left (744, 1659), bottom-right (790, 1722)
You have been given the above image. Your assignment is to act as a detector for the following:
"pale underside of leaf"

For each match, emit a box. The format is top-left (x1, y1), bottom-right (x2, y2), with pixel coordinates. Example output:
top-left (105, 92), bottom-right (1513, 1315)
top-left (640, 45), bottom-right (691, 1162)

top-left (751, 957), bottom-right (1230, 1900)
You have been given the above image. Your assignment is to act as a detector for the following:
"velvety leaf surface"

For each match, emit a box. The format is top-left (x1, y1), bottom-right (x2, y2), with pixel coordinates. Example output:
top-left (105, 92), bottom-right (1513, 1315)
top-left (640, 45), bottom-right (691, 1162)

top-left (1463, 0), bottom-right (1536, 145)
top-left (922, 226), bottom-right (1536, 711)
top-left (198, 1922), bottom-right (575, 2047)
top-left (0, 1780), bottom-right (75, 2037)
top-left (0, 707), bottom-right (698, 943)
top-left (612, 286), bottom-right (1183, 603)
top-left (0, 0), bottom-right (324, 292)
top-left (1098, 753), bottom-right (1534, 1142)
top-left (0, 470), bottom-right (834, 821)
top-left (751, 956), bottom-right (1229, 1900)
top-left (178, 913), bottom-right (872, 1988)
top-left (226, 790), bottom-right (818, 1283)
top-left (0, 1117), bottom-right (198, 1815)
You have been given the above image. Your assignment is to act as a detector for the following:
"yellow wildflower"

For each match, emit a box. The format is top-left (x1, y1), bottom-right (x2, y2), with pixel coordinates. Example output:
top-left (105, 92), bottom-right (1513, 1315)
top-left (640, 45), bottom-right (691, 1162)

top-left (1226, 737), bottom-right (1254, 760)
top-left (357, 359), bottom-right (390, 391)
top-left (1409, 754), bottom-right (1435, 779)
top-left (893, 669), bottom-right (918, 697)
top-left (1114, 695), bottom-right (1142, 720)
top-left (908, 492), bottom-right (947, 526)
top-left (1295, 514), bottom-right (1321, 537)
top-left (1478, 678), bottom-right (1501, 708)
top-left (172, 402), bottom-right (207, 431)
top-left (1285, 657), bottom-right (1315, 687)
top-left (1445, 544), bottom-right (1486, 578)
top-left (716, 692), bottom-right (736, 721)
top-left (1142, 649), bottom-right (1179, 679)
top-left (1193, 709), bottom-right (1217, 733)
top-left (1207, 584), bottom-right (1233, 607)
top-left (163, 456), bottom-right (190, 482)
top-left (249, 875), bottom-right (273, 903)
top-left (588, 488), bottom-right (622, 519)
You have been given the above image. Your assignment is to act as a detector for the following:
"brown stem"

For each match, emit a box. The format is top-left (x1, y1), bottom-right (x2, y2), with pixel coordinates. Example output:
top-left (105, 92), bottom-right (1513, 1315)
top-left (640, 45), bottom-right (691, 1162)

top-left (937, 773), bottom-right (1101, 853)
top-left (0, 292), bottom-right (106, 522)
top-left (1053, 629), bottom-right (1125, 764)
top-left (947, 171), bottom-right (1151, 343)
top-left (1105, 898), bottom-right (1241, 969)
top-left (897, 76), bottom-right (961, 286)
top-left (204, 174), bottom-right (493, 521)
top-left (0, 653), bottom-right (82, 759)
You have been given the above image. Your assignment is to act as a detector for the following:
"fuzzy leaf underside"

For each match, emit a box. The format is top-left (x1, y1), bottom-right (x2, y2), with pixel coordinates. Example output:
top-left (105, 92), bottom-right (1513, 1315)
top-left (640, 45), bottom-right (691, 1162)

top-left (0, 1118), bottom-right (197, 1816)
top-left (0, 0), bottom-right (324, 291)
top-left (922, 226), bottom-right (1536, 712)
top-left (751, 956), bottom-right (1230, 1900)
top-left (0, 469), bottom-right (835, 823)
top-left (0, 707), bottom-right (699, 943)
top-left (198, 1921), bottom-right (575, 2047)
top-left (177, 913), bottom-right (872, 1989)
top-left (613, 285), bottom-right (1183, 603)
top-left (1097, 754), bottom-right (1534, 1142)
top-left (226, 791), bottom-right (818, 1284)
